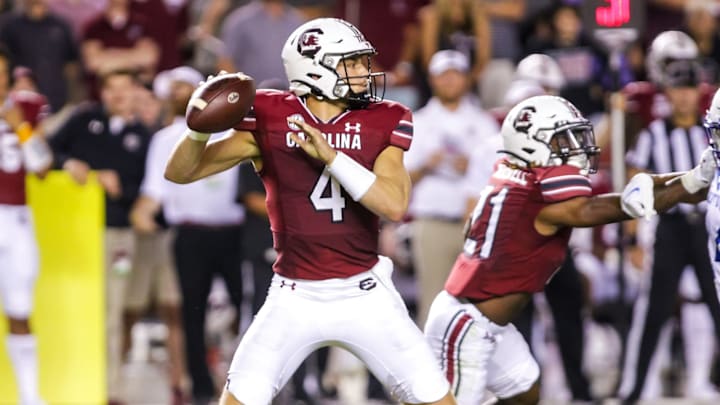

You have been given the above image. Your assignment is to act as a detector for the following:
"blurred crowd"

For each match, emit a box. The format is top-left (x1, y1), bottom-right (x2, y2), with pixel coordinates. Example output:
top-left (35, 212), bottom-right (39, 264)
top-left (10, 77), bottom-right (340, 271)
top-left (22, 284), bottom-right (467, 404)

top-left (4, 0), bottom-right (720, 404)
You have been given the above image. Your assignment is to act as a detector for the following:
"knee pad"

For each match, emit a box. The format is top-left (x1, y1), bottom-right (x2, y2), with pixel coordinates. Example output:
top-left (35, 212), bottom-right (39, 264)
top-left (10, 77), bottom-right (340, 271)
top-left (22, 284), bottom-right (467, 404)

top-left (225, 373), bottom-right (275, 405)
top-left (400, 368), bottom-right (450, 404)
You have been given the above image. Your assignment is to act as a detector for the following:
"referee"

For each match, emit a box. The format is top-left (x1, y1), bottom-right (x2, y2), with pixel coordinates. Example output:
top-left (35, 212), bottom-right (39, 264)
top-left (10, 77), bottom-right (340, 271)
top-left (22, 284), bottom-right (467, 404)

top-left (620, 60), bottom-right (720, 402)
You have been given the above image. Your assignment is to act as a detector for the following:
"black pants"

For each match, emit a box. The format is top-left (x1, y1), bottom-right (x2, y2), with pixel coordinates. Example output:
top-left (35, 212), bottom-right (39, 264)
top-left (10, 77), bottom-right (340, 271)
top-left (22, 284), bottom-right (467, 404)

top-left (514, 250), bottom-right (592, 400)
top-left (174, 225), bottom-right (244, 400)
top-left (622, 215), bottom-right (720, 402)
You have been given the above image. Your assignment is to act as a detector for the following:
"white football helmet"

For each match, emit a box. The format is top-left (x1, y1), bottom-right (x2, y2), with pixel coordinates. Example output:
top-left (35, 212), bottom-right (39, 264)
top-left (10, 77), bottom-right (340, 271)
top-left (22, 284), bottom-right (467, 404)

top-left (704, 88), bottom-right (720, 163)
top-left (281, 18), bottom-right (383, 107)
top-left (500, 95), bottom-right (600, 174)
top-left (646, 30), bottom-right (699, 85)
top-left (515, 53), bottom-right (566, 92)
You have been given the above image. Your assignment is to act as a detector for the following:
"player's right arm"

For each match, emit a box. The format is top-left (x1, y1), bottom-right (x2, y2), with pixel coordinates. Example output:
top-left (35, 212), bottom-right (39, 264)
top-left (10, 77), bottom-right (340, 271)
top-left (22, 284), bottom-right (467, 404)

top-left (164, 129), bottom-right (260, 184)
top-left (535, 171), bottom-right (710, 235)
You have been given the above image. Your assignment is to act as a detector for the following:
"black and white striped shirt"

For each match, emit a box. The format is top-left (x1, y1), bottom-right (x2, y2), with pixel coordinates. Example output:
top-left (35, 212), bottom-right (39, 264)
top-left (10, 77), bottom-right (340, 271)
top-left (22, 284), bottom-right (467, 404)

top-left (626, 118), bottom-right (708, 214)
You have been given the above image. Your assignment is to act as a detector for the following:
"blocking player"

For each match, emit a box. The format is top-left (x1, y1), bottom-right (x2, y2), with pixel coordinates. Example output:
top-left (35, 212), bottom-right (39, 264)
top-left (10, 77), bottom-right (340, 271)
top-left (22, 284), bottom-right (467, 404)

top-left (422, 95), bottom-right (716, 404)
top-left (0, 51), bottom-right (52, 405)
top-left (165, 18), bottom-right (455, 405)
top-left (697, 89), bottom-right (720, 308)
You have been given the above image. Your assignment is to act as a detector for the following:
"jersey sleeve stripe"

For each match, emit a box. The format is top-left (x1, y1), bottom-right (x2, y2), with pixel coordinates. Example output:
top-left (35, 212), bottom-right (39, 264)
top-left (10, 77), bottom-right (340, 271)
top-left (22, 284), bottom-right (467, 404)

top-left (392, 130), bottom-right (413, 140)
top-left (539, 174), bottom-right (588, 184)
top-left (540, 177), bottom-right (591, 191)
top-left (394, 123), bottom-right (413, 136)
top-left (542, 185), bottom-right (592, 196)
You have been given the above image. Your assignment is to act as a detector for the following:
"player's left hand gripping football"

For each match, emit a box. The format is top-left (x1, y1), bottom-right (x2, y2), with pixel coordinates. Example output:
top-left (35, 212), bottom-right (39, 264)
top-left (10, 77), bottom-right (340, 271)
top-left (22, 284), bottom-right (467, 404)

top-left (288, 118), bottom-right (337, 164)
top-left (621, 172), bottom-right (656, 220)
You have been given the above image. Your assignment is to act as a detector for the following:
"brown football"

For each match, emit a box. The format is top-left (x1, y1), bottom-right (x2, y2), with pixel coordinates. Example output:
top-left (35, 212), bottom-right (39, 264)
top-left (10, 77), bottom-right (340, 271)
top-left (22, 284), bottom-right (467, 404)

top-left (185, 73), bottom-right (255, 133)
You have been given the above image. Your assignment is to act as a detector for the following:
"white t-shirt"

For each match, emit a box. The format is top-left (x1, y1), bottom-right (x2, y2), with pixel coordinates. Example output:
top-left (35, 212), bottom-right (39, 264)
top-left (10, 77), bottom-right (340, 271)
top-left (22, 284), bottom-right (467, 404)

top-left (141, 117), bottom-right (245, 226)
top-left (405, 97), bottom-right (499, 219)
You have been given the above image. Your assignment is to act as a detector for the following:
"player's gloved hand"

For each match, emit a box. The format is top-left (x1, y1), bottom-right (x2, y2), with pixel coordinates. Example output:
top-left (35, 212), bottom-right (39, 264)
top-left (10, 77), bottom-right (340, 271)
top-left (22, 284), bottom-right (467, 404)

top-left (621, 172), bottom-right (656, 220)
top-left (287, 118), bottom-right (337, 164)
top-left (680, 147), bottom-right (717, 193)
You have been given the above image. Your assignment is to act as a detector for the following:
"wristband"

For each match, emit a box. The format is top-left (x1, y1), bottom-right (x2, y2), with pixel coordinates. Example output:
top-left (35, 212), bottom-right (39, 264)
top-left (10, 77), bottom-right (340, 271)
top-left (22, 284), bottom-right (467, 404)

top-left (680, 167), bottom-right (707, 194)
top-left (187, 129), bottom-right (210, 142)
top-left (327, 152), bottom-right (377, 201)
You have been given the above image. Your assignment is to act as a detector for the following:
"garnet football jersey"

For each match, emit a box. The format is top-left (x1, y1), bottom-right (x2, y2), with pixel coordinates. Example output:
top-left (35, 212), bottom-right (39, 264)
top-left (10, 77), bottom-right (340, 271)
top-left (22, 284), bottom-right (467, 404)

top-left (0, 123), bottom-right (26, 205)
top-left (235, 90), bottom-right (413, 280)
top-left (445, 162), bottom-right (592, 300)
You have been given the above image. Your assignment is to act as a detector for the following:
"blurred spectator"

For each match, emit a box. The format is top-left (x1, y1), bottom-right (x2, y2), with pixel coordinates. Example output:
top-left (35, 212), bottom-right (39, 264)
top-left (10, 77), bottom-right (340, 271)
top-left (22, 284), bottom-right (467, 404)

top-left (133, 84), bottom-right (164, 132)
top-left (683, 0), bottom-right (720, 84)
top-left (477, 0), bottom-right (525, 109)
top-left (645, 0), bottom-right (688, 43)
top-left (0, 46), bottom-right (52, 405)
top-left (526, 4), bottom-right (615, 116)
top-left (486, 78), bottom-right (544, 125)
top-left (405, 50), bottom-right (498, 325)
top-left (514, 52), bottom-right (565, 94)
top-left (416, 0), bottom-right (490, 104)
top-left (289, 0), bottom-right (334, 19)
top-left (131, 66), bottom-right (245, 404)
top-left (218, 0), bottom-right (303, 86)
top-left (46, 0), bottom-right (107, 40)
top-left (336, 0), bottom-right (427, 81)
top-left (131, 0), bottom-right (190, 71)
top-left (127, 66), bottom-right (212, 405)
top-left (187, 0), bottom-right (238, 74)
top-left (80, 0), bottom-right (159, 99)
top-left (0, 0), bottom-right (83, 112)
top-left (518, 0), bottom-right (554, 50)
top-left (49, 70), bottom-right (151, 405)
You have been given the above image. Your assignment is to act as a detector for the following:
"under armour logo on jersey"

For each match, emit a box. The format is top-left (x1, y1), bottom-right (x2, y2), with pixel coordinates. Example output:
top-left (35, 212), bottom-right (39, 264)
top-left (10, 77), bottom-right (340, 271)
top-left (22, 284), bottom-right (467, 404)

top-left (280, 280), bottom-right (297, 290)
top-left (345, 122), bottom-right (361, 133)
top-left (358, 277), bottom-right (376, 291)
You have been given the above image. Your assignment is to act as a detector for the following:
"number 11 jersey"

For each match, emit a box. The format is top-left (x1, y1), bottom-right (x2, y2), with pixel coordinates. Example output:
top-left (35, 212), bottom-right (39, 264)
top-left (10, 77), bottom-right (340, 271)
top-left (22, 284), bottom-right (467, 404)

top-left (445, 162), bottom-right (593, 301)
top-left (235, 90), bottom-right (413, 280)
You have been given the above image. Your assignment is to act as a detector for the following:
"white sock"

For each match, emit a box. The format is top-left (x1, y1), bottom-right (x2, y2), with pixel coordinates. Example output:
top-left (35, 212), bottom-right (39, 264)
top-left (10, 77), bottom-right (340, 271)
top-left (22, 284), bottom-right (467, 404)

top-left (7, 334), bottom-right (42, 404)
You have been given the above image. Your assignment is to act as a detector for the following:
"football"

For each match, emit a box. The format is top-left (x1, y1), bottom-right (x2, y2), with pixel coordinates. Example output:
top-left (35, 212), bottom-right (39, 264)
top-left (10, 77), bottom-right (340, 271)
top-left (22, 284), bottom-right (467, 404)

top-left (186, 72), bottom-right (256, 133)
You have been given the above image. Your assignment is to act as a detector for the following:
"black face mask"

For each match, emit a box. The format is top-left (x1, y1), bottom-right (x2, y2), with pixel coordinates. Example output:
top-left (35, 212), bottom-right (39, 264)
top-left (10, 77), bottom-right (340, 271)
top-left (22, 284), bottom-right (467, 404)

top-left (548, 125), bottom-right (601, 173)
top-left (335, 54), bottom-right (385, 109)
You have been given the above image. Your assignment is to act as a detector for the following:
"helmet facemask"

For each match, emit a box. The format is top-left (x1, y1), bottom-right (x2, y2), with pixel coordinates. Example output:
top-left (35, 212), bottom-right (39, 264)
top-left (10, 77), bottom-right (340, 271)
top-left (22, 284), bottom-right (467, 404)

top-left (704, 117), bottom-right (720, 165)
top-left (321, 51), bottom-right (385, 109)
top-left (545, 122), bottom-right (600, 175)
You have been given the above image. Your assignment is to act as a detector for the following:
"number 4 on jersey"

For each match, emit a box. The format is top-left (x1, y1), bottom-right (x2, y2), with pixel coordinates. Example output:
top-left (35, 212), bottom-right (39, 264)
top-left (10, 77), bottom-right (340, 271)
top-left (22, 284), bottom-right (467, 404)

top-left (310, 168), bottom-right (347, 222)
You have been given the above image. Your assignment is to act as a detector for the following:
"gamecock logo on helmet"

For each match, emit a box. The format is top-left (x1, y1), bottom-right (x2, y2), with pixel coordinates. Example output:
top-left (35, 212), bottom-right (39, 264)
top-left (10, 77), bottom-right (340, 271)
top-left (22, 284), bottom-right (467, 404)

top-left (297, 28), bottom-right (324, 57)
top-left (513, 106), bottom-right (536, 134)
